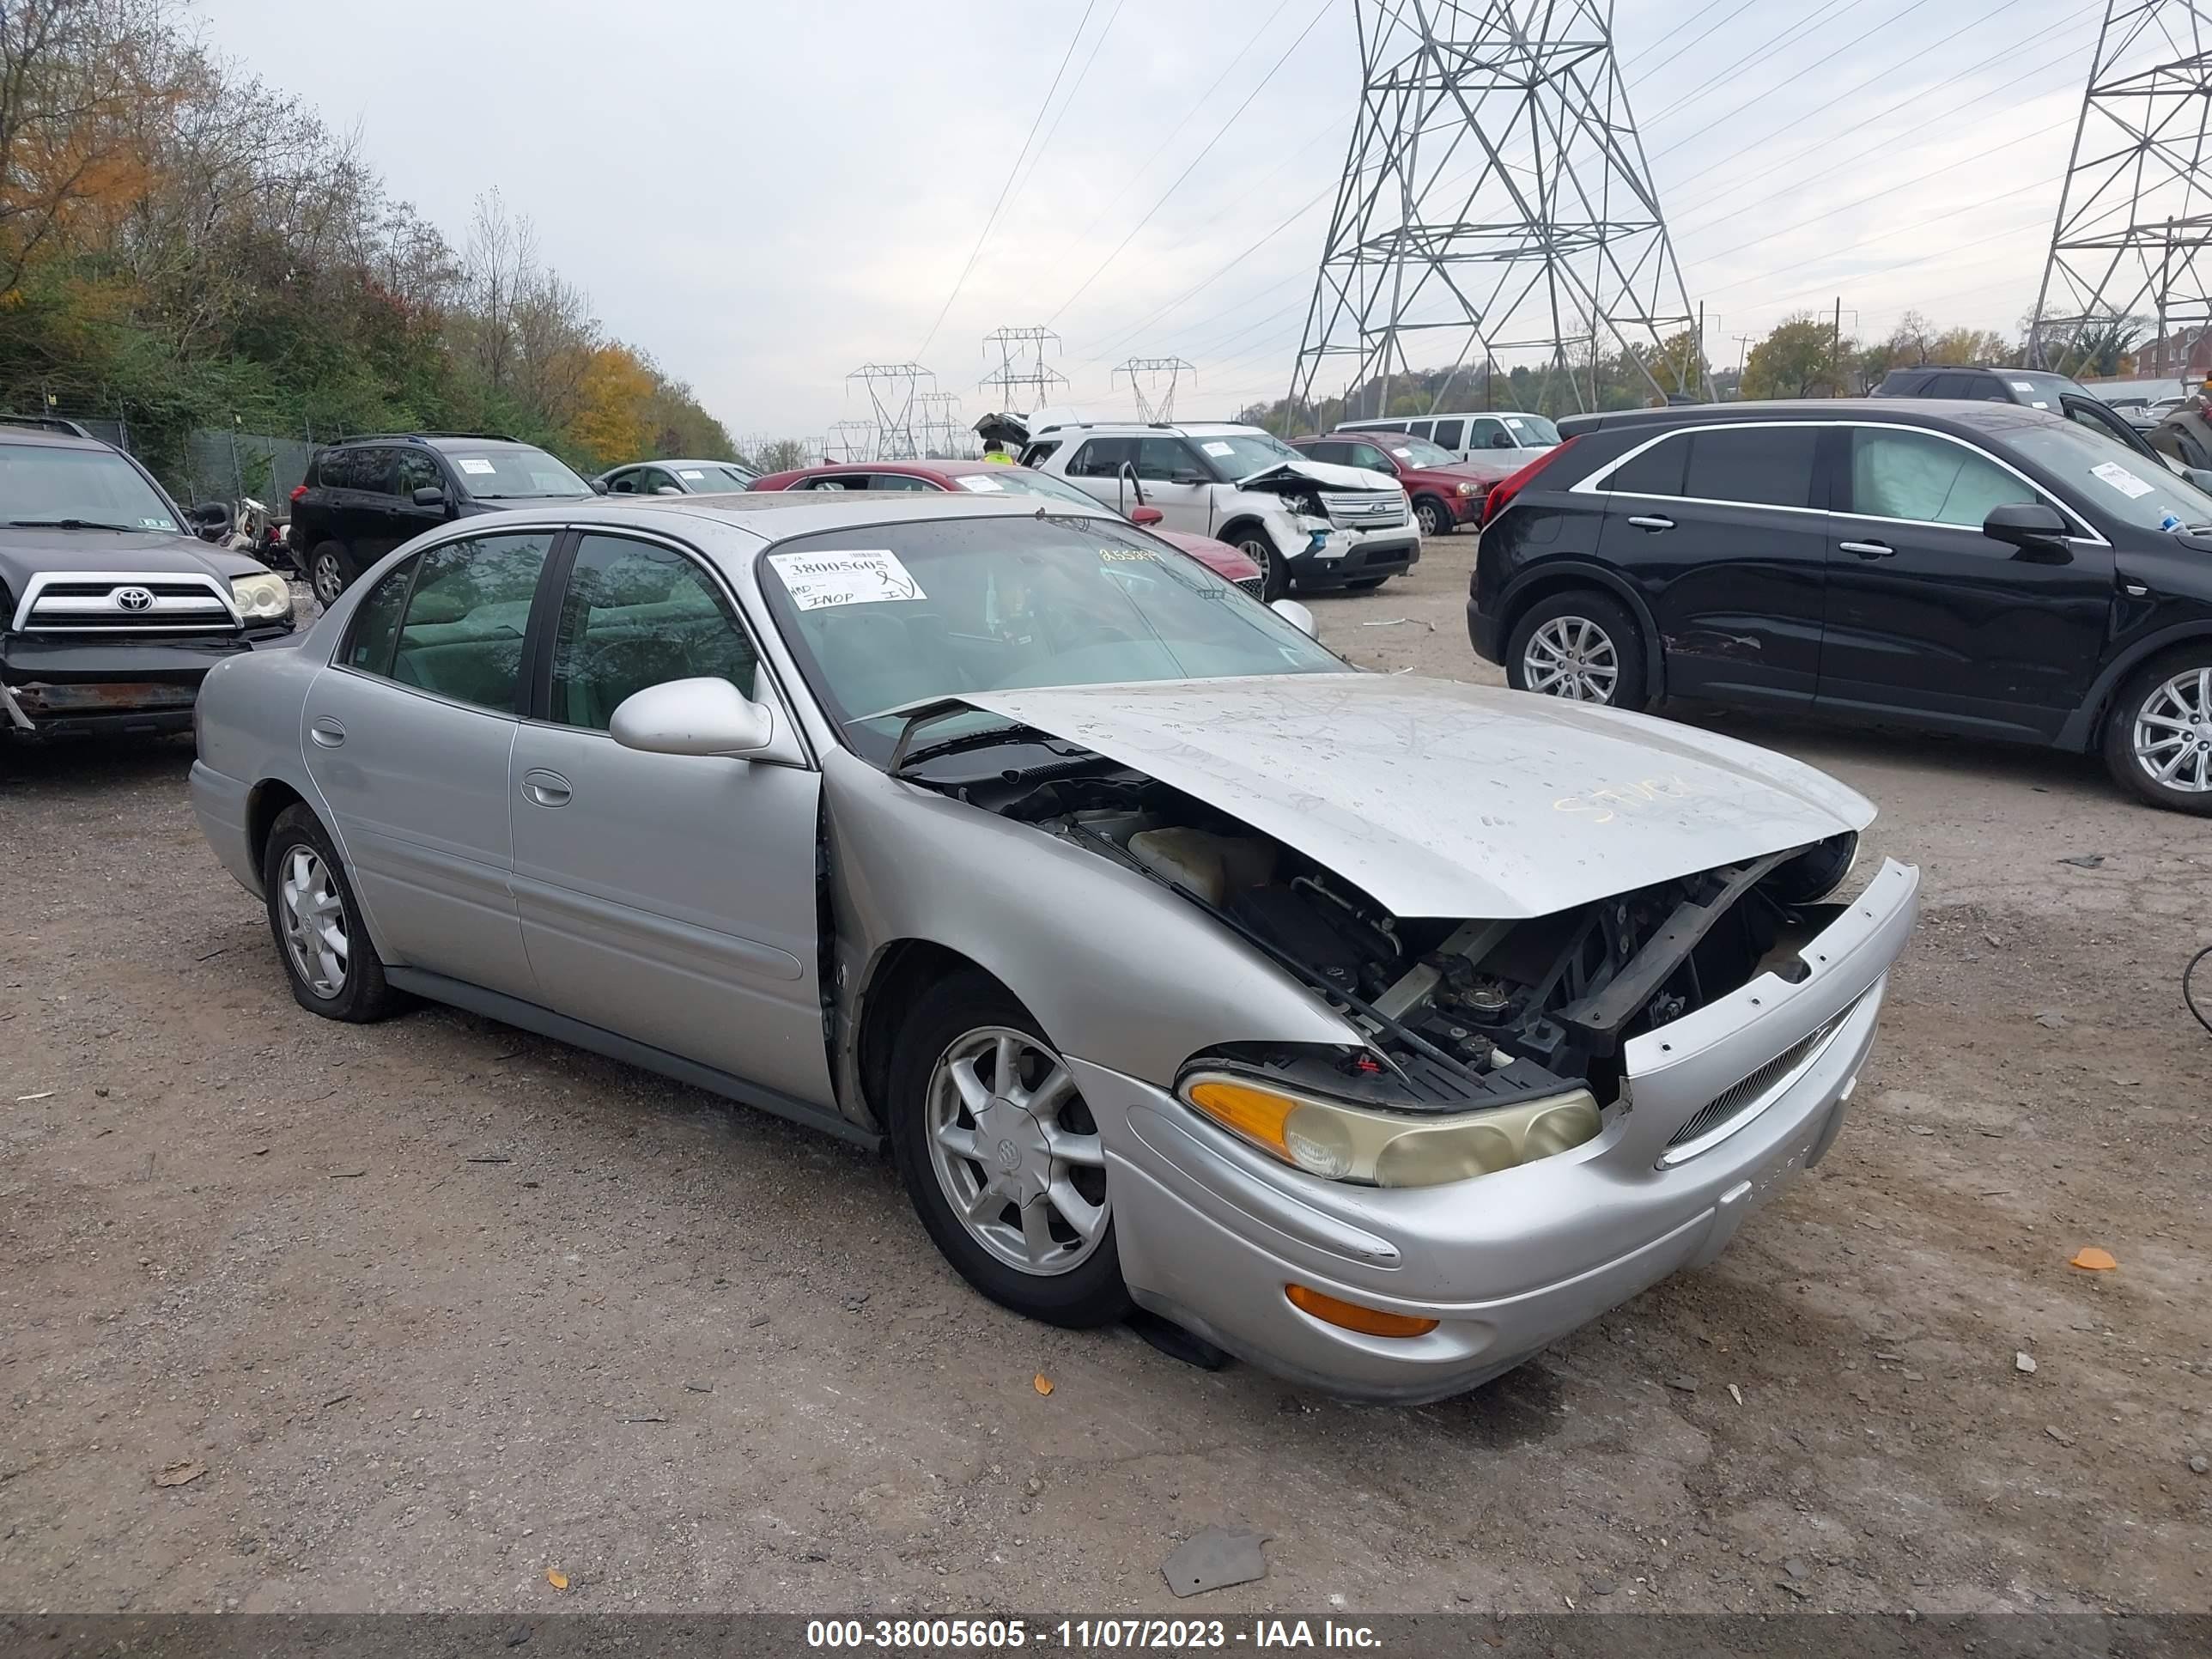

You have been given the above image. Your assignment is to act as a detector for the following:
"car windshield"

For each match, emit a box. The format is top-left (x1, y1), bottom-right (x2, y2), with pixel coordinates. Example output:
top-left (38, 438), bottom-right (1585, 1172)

top-left (673, 464), bottom-right (755, 490)
top-left (447, 447), bottom-right (590, 499)
top-left (1383, 436), bottom-right (1456, 465)
top-left (950, 468), bottom-right (1110, 511)
top-left (1499, 414), bottom-right (1560, 447)
top-left (2009, 372), bottom-right (2095, 410)
top-left (758, 514), bottom-right (1349, 768)
top-left (1193, 431), bottom-right (1301, 481)
top-left (2003, 419), bottom-right (2212, 532)
top-left (0, 441), bottom-right (180, 532)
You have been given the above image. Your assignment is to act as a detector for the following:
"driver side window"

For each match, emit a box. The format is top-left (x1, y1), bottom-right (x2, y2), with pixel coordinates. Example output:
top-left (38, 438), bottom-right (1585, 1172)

top-left (550, 534), bottom-right (759, 732)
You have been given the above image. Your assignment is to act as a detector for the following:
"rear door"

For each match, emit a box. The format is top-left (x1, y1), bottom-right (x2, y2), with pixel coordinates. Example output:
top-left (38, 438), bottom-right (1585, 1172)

top-left (1593, 422), bottom-right (1830, 706)
top-left (1816, 423), bottom-right (2114, 741)
top-left (506, 530), bottom-right (833, 1107)
top-left (342, 447), bottom-right (408, 564)
top-left (301, 529), bottom-right (557, 998)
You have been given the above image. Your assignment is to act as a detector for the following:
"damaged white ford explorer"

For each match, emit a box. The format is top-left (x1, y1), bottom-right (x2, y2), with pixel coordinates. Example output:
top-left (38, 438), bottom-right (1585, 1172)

top-left (189, 490), bottom-right (1918, 1402)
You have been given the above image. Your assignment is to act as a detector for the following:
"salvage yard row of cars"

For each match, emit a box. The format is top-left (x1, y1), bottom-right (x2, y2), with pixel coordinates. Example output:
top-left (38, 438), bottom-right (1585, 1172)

top-left (4, 381), bottom-right (2209, 1400)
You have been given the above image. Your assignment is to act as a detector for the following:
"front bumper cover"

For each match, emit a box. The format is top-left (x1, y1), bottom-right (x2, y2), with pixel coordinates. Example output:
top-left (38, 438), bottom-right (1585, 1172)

top-left (1086, 857), bottom-right (1920, 1403)
top-left (2, 628), bottom-right (293, 738)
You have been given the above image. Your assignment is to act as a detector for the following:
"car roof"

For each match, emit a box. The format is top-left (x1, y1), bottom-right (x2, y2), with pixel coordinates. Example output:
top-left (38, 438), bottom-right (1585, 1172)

top-left (0, 426), bottom-right (114, 452)
top-left (1029, 420), bottom-right (1261, 438)
top-left (1554, 398), bottom-right (2079, 440)
top-left (331, 432), bottom-right (535, 450)
top-left (528, 489), bottom-right (1121, 543)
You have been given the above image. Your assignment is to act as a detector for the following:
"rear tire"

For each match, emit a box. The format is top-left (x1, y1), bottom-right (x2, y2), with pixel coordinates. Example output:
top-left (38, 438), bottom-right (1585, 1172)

top-left (1505, 589), bottom-right (1649, 711)
top-left (262, 805), bottom-right (404, 1021)
top-left (2101, 646), bottom-right (2212, 814)
top-left (308, 541), bottom-right (353, 608)
top-left (887, 970), bottom-right (1131, 1328)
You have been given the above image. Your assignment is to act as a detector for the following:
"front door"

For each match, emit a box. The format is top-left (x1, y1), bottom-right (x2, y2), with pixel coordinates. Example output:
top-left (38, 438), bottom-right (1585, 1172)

top-left (506, 531), bottom-right (834, 1109)
top-left (1595, 422), bottom-right (1830, 706)
top-left (300, 529), bottom-right (556, 998)
top-left (1135, 434), bottom-right (1222, 534)
top-left (1816, 424), bottom-right (2115, 742)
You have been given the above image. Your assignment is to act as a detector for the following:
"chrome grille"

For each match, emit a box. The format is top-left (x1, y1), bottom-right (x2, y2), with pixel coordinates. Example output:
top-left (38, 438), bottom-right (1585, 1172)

top-left (1324, 489), bottom-right (1408, 530)
top-left (1660, 1001), bottom-right (1857, 1163)
top-left (14, 572), bottom-right (238, 635)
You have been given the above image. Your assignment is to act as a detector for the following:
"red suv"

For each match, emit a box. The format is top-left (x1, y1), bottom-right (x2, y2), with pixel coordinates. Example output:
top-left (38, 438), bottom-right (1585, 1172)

top-left (1287, 431), bottom-right (1512, 541)
top-left (749, 460), bottom-right (1263, 594)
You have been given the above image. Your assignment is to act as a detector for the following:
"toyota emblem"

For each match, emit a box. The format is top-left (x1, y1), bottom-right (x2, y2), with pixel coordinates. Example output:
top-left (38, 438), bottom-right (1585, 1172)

top-left (114, 586), bottom-right (155, 612)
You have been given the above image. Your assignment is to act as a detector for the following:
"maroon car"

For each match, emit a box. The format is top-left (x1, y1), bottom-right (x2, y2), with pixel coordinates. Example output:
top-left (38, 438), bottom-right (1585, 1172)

top-left (748, 460), bottom-right (1264, 594)
top-left (1287, 432), bottom-right (1511, 541)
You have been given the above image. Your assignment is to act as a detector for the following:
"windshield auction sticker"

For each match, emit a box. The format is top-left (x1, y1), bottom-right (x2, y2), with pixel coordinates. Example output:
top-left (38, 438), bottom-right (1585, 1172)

top-left (768, 549), bottom-right (927, 610)
top-left (2090, 460), bottom-right (2156, 499)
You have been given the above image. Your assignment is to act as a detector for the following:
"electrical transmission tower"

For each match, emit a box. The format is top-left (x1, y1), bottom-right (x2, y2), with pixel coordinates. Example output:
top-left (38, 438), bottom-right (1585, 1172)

top-left (827, 419), bottom-right (878, 465)
top-left (914, 390), bottom-right (969, 457)
top-left (1289, 0), bottom-right (1706, 426)
top-left (2030, 0), bottom-right (2212, 374)
top-left (979, 326), bottom-right (1069, 414)
top-left (1113, 357), bottom-right (1197, 422)
top-left (847, 363), bottom-right (933, 460)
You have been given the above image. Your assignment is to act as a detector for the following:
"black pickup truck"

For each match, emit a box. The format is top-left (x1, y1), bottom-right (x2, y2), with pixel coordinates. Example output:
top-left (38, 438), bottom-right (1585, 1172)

top-left (0, 420), bottom-right (295, 741)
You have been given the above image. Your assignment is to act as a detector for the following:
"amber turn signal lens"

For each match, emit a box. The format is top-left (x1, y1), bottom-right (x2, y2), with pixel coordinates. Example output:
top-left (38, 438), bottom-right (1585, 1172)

top-left (1184, 1077), bottom-right (1295, 1158)
top-left (1285, 1283), bottom-right (1439, 1339)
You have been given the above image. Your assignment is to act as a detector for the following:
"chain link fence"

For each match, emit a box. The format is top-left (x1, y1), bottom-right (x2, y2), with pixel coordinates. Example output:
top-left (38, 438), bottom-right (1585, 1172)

top-left (33, 410), bottom-right (322, 516)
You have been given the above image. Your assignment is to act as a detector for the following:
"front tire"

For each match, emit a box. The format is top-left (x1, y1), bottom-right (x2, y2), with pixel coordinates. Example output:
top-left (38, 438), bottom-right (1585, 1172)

top-left (887, 971), bottom-right (1130, 1328)
top-left (1504, 589), bottom-right (1649, 711)
top-left (1413, 496), bottom-right (1454, 538)
top-left (1222, 524), bottom-right (1287, 603)
top-left (262, 805), bottom-right (404, 1020)
top-left (2102, 648), bottom-right (2212, 814)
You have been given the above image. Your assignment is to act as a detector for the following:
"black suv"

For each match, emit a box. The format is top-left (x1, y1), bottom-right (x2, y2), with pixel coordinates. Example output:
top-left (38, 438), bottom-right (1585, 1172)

top-left (1467, 399), bottom-right (2212, 813)
top-left (289, 433), bottom-right (592, 605)
top-left (1, 418), bottom-right (295, 740)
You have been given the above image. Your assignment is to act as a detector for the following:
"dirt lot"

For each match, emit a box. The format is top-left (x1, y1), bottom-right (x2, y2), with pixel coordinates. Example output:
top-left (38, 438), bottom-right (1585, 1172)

top-left (3, 533), bottom-right (2209, 1617)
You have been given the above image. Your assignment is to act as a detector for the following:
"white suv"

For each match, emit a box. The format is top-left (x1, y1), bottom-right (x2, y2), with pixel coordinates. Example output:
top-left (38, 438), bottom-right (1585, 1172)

top-left (1022, 422), bottom-right (1419, 600)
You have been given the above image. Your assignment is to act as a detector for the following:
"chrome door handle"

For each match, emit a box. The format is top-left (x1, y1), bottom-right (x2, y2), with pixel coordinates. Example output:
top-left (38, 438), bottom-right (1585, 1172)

top-left (1626, 514), bottom-right (1674, 531)
top-left (309, 717), bottom-right (345, 747)
top-left (521, 768), bottom-right (572, 808)
top-left (1838, 540), bottom-right (1896, 559)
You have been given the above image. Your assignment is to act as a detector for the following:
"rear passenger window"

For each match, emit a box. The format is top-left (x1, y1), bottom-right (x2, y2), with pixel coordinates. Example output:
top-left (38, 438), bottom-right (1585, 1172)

top-left (1069, 439), bottom-right (1136, 477)
top-left (1431, 419), bottom-right (1464, 449)
top-left (342, 556), bottom-right (417, 675)
top-left (387, 532), bottom-right (553, 712)
top-left (351, 449), bottom-right (398, 496)
top-left (1607, 434), bottom-right (1688, 497)
top-left (1683, 427), bottom-right (1819, 508)
top-left (550, 535), bottom-right (758, 731)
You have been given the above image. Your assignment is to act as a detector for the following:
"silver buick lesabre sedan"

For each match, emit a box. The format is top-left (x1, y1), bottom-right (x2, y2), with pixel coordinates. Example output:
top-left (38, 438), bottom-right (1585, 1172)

top-left (190, 491), bottom-right (1918, 1403)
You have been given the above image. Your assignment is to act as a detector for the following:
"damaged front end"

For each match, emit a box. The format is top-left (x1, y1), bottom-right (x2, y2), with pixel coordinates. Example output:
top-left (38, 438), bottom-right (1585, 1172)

top-left (894, 710), bottom-right (1866, 1189)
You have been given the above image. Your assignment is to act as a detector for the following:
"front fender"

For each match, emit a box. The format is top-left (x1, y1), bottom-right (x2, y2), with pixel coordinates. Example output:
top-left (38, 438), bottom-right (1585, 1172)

top-left (821, 749), bottom-right (1357, 1106)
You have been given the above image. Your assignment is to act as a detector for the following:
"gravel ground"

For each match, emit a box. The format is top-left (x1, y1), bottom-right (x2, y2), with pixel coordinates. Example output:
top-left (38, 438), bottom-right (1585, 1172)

top-left (2, 534), bottom-right (2209, 1616)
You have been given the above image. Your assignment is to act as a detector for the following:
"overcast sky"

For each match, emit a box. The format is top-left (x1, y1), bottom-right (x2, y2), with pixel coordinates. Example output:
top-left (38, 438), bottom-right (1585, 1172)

top-left (194, 0), bottom-right (2105, 440)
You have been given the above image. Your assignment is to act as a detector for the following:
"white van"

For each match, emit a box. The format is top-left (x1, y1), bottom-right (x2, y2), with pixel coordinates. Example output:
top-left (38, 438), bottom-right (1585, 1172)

top-left (1341, 410), bottom-right (1559, 469)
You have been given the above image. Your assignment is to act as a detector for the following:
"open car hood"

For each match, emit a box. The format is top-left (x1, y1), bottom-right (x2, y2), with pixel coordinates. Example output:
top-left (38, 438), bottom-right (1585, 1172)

top-left (1233, 458), bottom-right (1395, 492)
top-left (946, 674), bottom-right (1875, 919)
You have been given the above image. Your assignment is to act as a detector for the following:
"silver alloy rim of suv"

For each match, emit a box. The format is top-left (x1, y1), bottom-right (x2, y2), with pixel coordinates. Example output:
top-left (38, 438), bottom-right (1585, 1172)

top-left (279, 846), bottom-right (349, 998)
top-left (925, 1024), bottom-right (1109, 1277)
top-left (1522, 615), bottom-right (1620, 702)
top-left (312, 549), bottom-right (344, 607)
top-left (2133, 665), bottom-right (2212, 793)
top-left (1236, 535), bottom-right (1277, 594)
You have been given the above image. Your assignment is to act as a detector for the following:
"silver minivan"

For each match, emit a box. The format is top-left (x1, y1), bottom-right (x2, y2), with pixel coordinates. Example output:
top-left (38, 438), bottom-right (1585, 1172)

top-left (1342, 410), bottom-right (1559, 470)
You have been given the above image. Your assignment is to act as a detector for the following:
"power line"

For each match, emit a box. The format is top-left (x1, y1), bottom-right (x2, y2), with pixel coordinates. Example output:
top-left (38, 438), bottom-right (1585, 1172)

top-left (1640, 0), bottom-right (1873, 128)
top-left (1006, 0), bottom-right (1127, 210)
top-left (913, 1), bottom-right (1099, 362)
top-left (1048, 0), bottom-right (1332, 327)
top-left (1626, 0), bottom-right (1765, 88)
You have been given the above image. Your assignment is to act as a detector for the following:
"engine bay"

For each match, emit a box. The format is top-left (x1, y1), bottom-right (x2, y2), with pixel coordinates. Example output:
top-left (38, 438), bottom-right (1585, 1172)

top-left (911, 744), bottom-right (1856, 1115)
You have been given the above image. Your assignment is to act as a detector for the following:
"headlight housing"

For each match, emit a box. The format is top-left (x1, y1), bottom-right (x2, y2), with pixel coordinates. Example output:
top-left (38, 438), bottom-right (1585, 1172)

top-left (1179, 1070), bottom-right (1601, 1188)
top-left (230, 571), bottom-right (293, 623)
top-left (1454, 481), bottom-right (1480, 496)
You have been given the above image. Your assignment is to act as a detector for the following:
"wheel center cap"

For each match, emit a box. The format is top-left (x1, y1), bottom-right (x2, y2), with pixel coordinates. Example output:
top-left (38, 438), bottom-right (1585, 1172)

top-left (973, 1095), bottom-right (1050, 1204)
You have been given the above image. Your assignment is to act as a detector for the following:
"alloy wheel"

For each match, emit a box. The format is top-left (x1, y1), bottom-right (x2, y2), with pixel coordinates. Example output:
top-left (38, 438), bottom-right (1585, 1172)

top-left (1417, 500), bottom-right (1449, 538)
top-left (1522, 615), bottom-right (1620, 702)
top-left (312, 550), bottom-right (344, 607)
top-left (924, 1025), bottom-right (1109, 1278)
top-left (2132, 665), bottom-right (2212, 793)
top-left (1237, 536), bottom-right (1278, 599)
top-left (279, 846), bottom-right (349, 998)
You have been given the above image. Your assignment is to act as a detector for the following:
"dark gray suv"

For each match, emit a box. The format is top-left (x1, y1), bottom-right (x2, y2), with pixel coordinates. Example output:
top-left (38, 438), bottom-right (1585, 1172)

top-left (289, 433), bottom-right (592, 605)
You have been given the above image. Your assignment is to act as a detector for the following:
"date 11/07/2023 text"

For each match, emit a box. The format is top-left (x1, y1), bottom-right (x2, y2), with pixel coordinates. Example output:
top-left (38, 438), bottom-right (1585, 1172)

top-left (804, 1617), bottom-right (1384, 1650)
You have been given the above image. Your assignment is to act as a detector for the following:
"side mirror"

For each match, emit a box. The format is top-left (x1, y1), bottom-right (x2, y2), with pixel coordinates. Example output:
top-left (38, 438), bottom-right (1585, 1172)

top-left (1171, 469), bottom-right (1208, 485)
top-left (1270, 598), bottom-right (1317, 637)
top-left (1490, 434), bottom-right (1515, 449)
top-left (1983, 501), bottom-right (2070, 553)
top-left (410, 485), bottom-right (446, 507)
top-left (588, 477), bottom-right (610, 495)
top-left (610, 677), bottom-right (775, 757)
top-left (1130, 505), bottom-right (1164, 526)
top-left (654, 484), bottom-right (683, 496)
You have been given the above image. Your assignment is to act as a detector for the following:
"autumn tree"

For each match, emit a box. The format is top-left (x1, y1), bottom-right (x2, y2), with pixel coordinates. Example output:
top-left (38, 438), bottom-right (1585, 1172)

top-left (749, 437), bottom-right (810, 472)
top-left (1741, 313), bottom-right (1847, 399)
top-left (569, 343), bottom-right (655, 470)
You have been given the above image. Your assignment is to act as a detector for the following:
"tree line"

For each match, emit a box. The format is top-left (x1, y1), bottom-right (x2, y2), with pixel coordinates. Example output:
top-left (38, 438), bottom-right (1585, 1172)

top-left (0, 0), bottom-right (746, 488)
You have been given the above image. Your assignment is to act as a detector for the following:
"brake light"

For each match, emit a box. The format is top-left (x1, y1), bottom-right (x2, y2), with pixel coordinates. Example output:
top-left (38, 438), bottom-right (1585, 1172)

top-left (1479, 434), bottom-right (1580, 528)
top-left (289, 483), bottom-right (307, 502)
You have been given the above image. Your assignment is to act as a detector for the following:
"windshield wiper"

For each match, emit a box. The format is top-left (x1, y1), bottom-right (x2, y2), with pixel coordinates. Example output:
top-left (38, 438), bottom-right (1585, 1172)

top-left (8, 518), bottom-right (144, 532)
